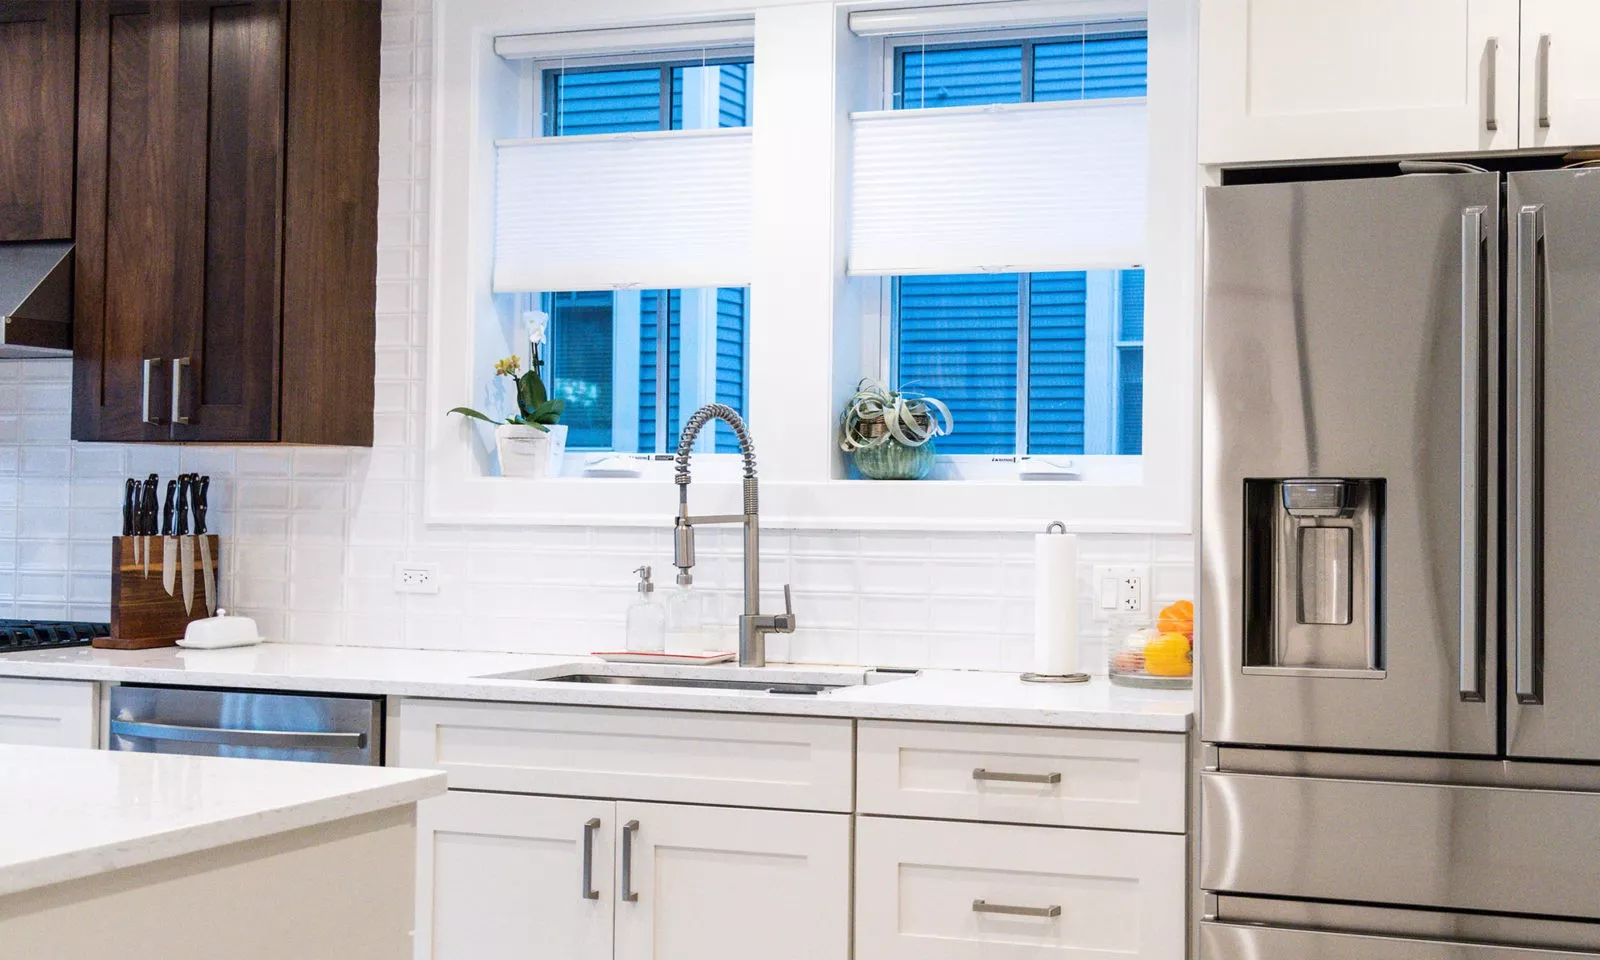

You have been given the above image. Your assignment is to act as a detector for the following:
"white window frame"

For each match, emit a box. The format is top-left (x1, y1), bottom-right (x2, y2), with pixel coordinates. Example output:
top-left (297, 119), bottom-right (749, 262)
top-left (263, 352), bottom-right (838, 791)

top-left (865, 22), bottom-right (1149, 483)
top-left (427, 0), bottom-right (1195, 533)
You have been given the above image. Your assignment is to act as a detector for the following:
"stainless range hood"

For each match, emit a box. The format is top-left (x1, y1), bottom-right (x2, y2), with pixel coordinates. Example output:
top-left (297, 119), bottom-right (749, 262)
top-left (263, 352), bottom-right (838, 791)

top-left (0, 242), bottom-right (73, 359)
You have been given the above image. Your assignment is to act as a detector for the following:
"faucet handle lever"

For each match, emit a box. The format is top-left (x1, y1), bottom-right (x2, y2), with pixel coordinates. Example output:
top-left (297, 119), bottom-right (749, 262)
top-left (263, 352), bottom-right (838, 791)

top-left (776, 584), bottom-right (797, 633)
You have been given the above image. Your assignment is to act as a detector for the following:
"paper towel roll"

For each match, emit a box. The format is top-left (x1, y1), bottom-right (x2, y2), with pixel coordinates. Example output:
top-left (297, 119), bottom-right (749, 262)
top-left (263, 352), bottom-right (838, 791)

top-left (1034, 531), bottom-right (1079, 675)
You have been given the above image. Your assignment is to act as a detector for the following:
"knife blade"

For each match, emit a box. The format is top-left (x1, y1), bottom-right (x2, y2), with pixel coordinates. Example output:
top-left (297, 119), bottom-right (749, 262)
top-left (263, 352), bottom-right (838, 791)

top-left (177, 475), bottom-right (194, 614)
top-left (162, 479), bottom-right (177, 597)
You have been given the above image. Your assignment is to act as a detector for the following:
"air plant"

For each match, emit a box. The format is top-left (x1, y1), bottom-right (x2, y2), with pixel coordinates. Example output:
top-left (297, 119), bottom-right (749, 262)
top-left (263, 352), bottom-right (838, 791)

top-left (839, 378), bottom-right (953, 452)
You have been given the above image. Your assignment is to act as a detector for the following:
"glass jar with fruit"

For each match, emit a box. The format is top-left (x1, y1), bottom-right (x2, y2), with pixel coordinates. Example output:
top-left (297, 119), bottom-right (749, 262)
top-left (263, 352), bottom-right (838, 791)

top-left (1107, 600), bottom-right (1194, 689)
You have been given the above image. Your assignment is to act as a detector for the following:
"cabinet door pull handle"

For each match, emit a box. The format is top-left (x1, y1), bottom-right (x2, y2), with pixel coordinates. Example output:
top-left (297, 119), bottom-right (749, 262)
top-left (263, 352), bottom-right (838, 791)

top-left (141, 358), bottom-right (164, 425)
top-left (973, 768), bottom-right (1061, 784)
top-left (620, 819), bottom-right (639, 902)
top-left (581, 817), bottom-right (601, 900)
top-left (171, 357), bottom-right (192, 425)
top-left (1536, 34), bottom-right (1552, 129)
top-left (1484, 37), bottom-right (1498, 131)
top-left (973, 899), bottom-right (1061, 918)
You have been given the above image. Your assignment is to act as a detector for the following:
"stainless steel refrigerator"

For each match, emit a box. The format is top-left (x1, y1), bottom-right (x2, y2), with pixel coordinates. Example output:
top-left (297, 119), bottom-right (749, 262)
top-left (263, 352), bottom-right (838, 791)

top-left (1199, 166), bottom-right (1600, 959)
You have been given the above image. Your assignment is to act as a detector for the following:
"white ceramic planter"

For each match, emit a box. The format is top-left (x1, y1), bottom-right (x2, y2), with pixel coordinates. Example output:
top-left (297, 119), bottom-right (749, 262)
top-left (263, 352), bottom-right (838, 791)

top-left (494, 423), bottom-right (567, 479)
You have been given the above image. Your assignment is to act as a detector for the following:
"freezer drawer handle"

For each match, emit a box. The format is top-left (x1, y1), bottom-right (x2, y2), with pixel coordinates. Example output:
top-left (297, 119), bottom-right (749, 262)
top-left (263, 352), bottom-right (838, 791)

top-left (973, 768), bottom-right (1061, 785)
top-left (1458, 206), bottom-right (1489, 703)
top-left (109, 719), bottom-right (367, 751)
top-left (972, 900), bottom-right (1061, 918)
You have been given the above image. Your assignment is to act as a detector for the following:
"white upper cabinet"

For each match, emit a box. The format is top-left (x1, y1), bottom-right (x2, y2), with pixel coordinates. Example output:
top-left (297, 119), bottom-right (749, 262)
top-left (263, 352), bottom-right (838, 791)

top-left (1199, 0), bottom-right (1521, 163)
top-left (1520, 1), bottom-right (1600, 148)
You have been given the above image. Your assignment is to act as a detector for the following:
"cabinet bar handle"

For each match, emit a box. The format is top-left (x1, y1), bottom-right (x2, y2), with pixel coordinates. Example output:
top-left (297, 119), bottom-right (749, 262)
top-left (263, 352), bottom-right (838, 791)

top-left (973, 899), bottom-right (1061, 918)
top-left (171, 357), bottom-right (191, 425)
top-left (141, 358), bottom-right (164, 425)
top-left (973, 768), bottom-right (1061, 784)
top-left (1536, 34), bottom-right (1552, 129)
top-left (621, 819), bottom-right (639, 902)
top-left (581, 817), bottom-right (600, 900)
top-left (1484, 37), bottom-right (1498, 131)
top-left (1459, 206), bottom-right (1488, 702)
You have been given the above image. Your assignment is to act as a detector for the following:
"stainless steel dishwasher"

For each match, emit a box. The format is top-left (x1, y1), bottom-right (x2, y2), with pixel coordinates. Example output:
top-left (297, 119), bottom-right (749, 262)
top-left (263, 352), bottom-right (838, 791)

top-left (108, 686), bottom-right (382, 765)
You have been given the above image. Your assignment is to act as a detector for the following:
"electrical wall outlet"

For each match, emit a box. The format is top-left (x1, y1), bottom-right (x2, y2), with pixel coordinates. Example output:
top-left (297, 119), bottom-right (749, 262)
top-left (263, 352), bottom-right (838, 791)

top-left (1092, 564), bottom-right (1149, 620)
top-left (393, 562), bottom-right (441, 595)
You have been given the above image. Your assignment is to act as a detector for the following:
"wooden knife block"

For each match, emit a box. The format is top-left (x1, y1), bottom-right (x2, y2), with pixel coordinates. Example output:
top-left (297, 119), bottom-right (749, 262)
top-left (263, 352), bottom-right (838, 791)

top-left (101, 535), bottom-right (221, 649)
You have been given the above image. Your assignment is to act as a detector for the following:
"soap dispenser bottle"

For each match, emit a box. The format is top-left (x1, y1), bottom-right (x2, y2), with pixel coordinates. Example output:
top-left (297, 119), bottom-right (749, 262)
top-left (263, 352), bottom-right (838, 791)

top-left (664, 572), bottom-right (705, 655)
top-left (625, 565), bottom-right (666, 654)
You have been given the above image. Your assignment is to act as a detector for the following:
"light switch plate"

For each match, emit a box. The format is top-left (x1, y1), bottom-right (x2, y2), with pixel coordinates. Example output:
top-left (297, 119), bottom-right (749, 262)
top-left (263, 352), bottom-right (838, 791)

top-left (1092, 564), bottom-right (1149, 621)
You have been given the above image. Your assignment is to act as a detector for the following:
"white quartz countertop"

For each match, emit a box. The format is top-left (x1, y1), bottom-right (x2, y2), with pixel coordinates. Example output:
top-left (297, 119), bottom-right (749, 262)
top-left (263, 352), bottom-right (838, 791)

top-left (0, 744), bottom-right (444, 898)
top-left (0, 643), bottom-right (1192, 732)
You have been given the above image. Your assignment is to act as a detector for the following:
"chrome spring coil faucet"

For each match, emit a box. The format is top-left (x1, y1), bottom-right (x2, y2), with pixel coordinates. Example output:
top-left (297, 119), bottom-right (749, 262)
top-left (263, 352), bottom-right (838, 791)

top-left (673, 403), bottom-right (795, 667)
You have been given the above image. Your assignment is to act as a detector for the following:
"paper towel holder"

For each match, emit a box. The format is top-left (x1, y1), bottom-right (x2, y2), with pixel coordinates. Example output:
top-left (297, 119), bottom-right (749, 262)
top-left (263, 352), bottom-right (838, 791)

top-left (1024, 521), bottom-right (1090, 684)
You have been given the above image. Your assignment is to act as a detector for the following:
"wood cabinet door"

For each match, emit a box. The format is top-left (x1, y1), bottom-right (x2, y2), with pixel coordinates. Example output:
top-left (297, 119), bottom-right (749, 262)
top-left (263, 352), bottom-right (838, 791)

top-left (613, 802), bottom-right (851, 960)
top-left (1519, 0), bottom-right (1600, 149)
top-left (0, 2), bottom-right (76, 242)
top-left (1198, 0), bottom-right (1520, 164)
top-left (414, 790), bottom-right (616, 960)
top-left (854, 816), bottom-right (1186, 960)
top-left (72, 0), bottom-right (183, 442)
top-left (167, 0), bottom-right (284, 442)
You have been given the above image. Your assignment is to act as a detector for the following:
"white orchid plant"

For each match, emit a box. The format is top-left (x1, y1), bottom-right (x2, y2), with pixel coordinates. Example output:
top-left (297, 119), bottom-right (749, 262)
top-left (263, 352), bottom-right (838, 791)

top-left (839, 378), bottom-right (954, 452)
top-left (449, 311), bottom-right (565, 431)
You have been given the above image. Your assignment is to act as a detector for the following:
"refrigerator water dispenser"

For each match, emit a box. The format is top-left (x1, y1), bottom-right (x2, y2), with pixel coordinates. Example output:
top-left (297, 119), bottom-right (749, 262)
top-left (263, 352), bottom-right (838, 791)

top-left (1243, 478), bottom-right (1384, 676)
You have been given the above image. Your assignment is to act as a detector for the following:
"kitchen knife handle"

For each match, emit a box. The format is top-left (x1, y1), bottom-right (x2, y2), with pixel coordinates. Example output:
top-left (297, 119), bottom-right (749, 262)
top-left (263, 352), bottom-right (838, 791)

top-left (141, 358), bottom-right (164, 425)
top-left (1512, 203), bottom-right (1545, 705)
top-left (193, 476), bottom-right (209, 535)
top-left (175, 476), bottom-right (190, 536)
top-left (1458, 206), bottom-right (1488, 703)
top-left (122, 479), bottom-right (136, 537)
top-left (171, 357), bottom-right (191, 425)
top-left (162, 480), bottom-right (177, 537)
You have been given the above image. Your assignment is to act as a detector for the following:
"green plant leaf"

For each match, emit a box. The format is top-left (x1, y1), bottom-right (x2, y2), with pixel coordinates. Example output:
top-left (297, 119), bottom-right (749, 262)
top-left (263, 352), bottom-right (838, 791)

top-left (516, 370), bottom-right (549, 416)
top-left (448, 407), bottom-right (501, 425)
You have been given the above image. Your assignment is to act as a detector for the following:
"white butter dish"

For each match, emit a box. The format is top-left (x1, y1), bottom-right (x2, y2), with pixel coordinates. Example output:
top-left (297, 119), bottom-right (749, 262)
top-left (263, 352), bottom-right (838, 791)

top-left (177, 611), bottom-right (264, 649)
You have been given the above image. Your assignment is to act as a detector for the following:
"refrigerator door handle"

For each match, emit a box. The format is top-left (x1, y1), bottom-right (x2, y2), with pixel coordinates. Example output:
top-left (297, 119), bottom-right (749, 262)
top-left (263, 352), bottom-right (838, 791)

top-left (1512, 203), bottom-right (1545, 706)
top-left (1459, 206), bottom-right (1489, 702)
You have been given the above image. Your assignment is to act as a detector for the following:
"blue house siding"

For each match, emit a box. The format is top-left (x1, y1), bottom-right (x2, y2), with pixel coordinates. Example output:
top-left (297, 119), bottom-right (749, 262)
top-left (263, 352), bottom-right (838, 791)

top-left (896, 274), bottom-right (1019, 455)
top-left (1028, 272), bottom-right (1088, 455)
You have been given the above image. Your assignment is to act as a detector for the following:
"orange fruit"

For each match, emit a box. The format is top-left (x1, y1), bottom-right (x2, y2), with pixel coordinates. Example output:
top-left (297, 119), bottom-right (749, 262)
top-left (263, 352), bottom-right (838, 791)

top-left (1157, 600), bottom-right (1195, 637)
top-left (1143, 633), bottom-right (1193, 677)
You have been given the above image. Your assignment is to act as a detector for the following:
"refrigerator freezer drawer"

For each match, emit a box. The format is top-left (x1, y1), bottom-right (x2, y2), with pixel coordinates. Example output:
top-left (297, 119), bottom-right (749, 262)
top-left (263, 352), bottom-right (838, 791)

top-left (1201, 771), bottom-right (1600, 921)
top-left (1202, 923), bottom-right (1600, 960)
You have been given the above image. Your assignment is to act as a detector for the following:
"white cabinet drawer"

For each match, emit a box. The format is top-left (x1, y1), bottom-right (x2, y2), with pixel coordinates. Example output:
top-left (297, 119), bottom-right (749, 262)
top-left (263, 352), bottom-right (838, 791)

top-left (0, 677), bottom-right (97, 748)
top-left (855, 816), bottom-right (1185, 960)
top-left (857, 720), bottom-right (1185, 832)
top-left (393, 698), bottom-right (854, 812)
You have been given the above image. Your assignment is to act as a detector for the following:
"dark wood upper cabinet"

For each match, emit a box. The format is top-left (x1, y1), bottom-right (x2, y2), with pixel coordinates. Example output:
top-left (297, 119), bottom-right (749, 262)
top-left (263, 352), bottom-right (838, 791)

top-left (72, 0), bottom-right (378, 445)
top-left (0, 2), bottom-right (77, 242)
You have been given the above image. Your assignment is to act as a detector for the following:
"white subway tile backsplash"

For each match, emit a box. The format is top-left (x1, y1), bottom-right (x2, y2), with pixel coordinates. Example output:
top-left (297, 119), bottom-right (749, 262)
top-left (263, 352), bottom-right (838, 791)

top-left (0, 0), bottom-right (1192, 671)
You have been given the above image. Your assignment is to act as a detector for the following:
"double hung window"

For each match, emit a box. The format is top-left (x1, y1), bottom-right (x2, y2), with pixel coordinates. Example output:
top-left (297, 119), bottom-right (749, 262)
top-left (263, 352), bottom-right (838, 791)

top-left (862, 28), bottom-right (1148, 460)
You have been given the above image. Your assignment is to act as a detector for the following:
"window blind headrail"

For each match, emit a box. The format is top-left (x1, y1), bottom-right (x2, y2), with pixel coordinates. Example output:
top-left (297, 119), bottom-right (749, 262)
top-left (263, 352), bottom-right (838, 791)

top-left (495, 19), bottom-right (755, 61)
top-left (494, 126), bottom-right (753, 149)
top-left (848, 97), bottom-right (1147, 277)
top-left (849, 0), bottom-right (1144, 38)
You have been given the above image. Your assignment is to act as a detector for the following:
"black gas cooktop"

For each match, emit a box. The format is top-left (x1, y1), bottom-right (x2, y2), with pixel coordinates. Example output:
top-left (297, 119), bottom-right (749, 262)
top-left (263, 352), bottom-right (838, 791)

top-left (0, 620), bottom-right (109, 653)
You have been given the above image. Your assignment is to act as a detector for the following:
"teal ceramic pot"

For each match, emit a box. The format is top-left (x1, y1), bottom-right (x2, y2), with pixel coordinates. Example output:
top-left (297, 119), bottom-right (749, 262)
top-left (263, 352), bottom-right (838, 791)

top-left (852, 439), bottom-right (936, 480)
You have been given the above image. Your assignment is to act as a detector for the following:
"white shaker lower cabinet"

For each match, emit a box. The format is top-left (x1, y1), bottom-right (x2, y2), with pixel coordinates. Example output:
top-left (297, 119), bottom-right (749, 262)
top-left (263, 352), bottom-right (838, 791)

top-left (415, 790), bottom-right (615, 960)
top-left (854, 815), bottom-right (1186, 960)
top-left (0, 677), bottom-right (97, 748)
top-left (612, 802), bottom-right (851, 960)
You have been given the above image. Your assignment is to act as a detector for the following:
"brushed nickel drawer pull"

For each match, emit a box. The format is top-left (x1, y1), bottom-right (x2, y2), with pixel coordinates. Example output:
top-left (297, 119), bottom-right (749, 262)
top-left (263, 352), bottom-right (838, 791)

top-left (973, 768), bottom-right (1061, 784)
top-left (973, 899), bottom-right (1061, 918)
top-left (580, 817), bottom-right (601, 900)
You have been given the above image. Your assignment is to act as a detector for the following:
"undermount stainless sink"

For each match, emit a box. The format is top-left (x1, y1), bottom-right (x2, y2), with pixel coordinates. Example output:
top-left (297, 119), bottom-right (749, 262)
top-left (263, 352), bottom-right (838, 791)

top-left (474, 665), bottom-right (916, 694)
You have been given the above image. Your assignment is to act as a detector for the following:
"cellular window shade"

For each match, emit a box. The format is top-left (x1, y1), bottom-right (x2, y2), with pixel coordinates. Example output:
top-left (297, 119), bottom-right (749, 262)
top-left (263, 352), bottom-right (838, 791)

top-left (849, 99), bottom-right (1146, 276)
top-left (493, 128), bottom-right (753, 292)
